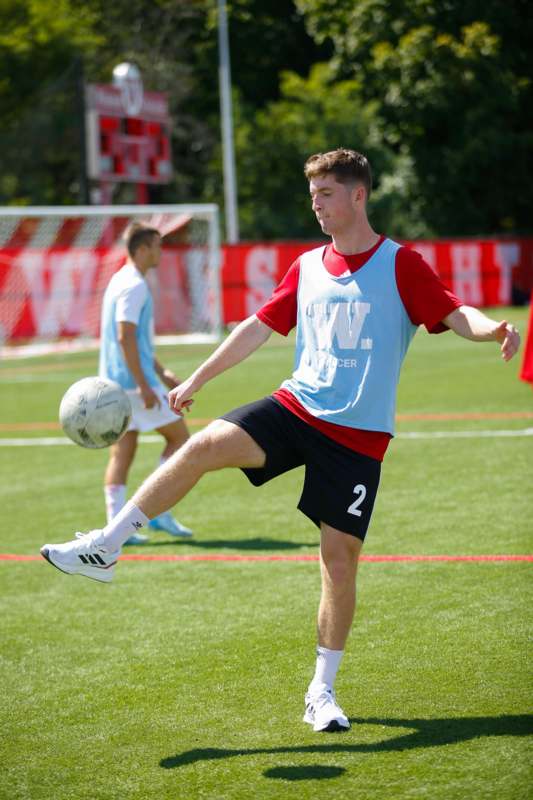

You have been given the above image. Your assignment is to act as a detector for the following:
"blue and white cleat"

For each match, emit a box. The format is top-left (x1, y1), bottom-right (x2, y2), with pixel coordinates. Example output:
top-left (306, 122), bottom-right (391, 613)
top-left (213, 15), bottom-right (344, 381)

top-left (123, 531), bottom-right (150, 546)
top-left (149, 511), bottom-right (193, 538)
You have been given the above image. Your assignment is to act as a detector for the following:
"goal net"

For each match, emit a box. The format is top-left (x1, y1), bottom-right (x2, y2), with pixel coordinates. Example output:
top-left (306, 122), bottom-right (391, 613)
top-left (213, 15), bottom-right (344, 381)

top-left (0, 204), bottom-right (221, 349)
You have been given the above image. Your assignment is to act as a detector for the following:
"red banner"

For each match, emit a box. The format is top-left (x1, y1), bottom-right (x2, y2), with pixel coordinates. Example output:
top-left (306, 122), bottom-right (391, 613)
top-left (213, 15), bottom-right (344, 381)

top-left (1, 239), bottom-right (532, 340)
top-left (221, 239), bottom-right (533, 323)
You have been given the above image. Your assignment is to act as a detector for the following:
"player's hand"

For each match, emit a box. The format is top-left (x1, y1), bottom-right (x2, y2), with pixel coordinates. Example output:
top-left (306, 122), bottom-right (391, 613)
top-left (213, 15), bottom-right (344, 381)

top-left (494, 320), bottom-right (521, 362)
top-left (160, 368), bottom-right (181, 390)
top-left (140, 384), bottom-right (161, 410)
top-left (168, 378), bottom-right (196, 414)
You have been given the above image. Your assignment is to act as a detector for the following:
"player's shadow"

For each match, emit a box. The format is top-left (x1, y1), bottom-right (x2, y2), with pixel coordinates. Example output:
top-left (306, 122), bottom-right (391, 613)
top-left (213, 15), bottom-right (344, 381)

top-left (160, 714), bottom-right (532, 771)
top-left (263, 764), bottom-right (345, 781)
top-left (147, 537), bottom-right (315, 550)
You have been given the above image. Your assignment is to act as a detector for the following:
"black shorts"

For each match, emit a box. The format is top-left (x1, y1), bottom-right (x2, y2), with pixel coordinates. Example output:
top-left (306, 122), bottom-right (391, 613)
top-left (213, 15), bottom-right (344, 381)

top-left (220, 397), bottom-right (381, 541)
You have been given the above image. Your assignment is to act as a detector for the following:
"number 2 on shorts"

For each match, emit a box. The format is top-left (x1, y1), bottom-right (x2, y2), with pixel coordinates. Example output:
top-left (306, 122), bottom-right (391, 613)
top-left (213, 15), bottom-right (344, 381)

top-left (347, 484), bottom-right (367, 517)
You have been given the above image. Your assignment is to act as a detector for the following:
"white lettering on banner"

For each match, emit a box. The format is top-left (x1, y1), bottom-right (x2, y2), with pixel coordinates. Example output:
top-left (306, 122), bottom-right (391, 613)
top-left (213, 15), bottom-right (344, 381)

top-left (17, 250), bottom-right (98, 337)
top-left (185, 248), bottom-right (210, 328)
top-left (307, 302), bottom-right (372, 350)
top-left (49, 251), bottom-right (99, 334)
top-left (450, 244), bottom-right (483, 305)
top-left (245, 247), bottom-right (278, 317)
top-left (494, 243), bottom-right (520, 304)
top-left (0, 263), bottom-right (28, 337)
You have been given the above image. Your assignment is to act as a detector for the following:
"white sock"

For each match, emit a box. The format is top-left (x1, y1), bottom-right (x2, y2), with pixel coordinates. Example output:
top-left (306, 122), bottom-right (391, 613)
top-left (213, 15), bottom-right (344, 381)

top-left (309, 646), bottom-right (344, 693)
top-left (104, 484), bottom-right (126, 524)
top-left (100, 501), bottom-right (150, 551)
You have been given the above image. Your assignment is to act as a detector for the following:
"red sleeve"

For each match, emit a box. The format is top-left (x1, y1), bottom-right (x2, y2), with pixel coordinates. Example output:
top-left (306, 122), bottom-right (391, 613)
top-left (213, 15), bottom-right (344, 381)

top-left (396, 246), bottom-right (462, 333)
top-left (256, 258), bottom-right (300, 336)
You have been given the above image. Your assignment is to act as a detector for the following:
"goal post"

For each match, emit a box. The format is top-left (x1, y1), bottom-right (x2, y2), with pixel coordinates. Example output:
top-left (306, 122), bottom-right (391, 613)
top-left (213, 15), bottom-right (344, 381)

top-left (0, 204), bottom-right (222, 349)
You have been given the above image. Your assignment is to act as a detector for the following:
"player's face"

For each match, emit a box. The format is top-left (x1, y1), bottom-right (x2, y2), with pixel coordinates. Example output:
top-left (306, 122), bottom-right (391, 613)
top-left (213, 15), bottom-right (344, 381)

top-left (147, 235), bottom-right (162, 267)
top-left (309, 175), bottom-right (359, 236)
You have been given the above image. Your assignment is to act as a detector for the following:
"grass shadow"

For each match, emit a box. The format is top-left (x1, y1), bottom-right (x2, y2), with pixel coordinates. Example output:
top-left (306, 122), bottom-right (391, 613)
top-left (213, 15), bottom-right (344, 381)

top-left (160, 714), bottom-right (532, 769)
top-left (146, 537), bottom-right (316, 551)
top-left (264, 765), bottom-right (345, 781)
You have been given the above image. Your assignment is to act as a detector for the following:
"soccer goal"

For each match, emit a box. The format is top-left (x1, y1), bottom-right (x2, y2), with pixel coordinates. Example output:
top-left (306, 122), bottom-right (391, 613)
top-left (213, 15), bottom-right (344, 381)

top-left (0, 204), bottom-right (221, 350)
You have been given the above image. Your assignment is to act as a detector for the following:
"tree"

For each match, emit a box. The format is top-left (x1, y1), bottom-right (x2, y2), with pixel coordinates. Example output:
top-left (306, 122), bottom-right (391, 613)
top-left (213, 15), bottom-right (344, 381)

top-left (209, 63), bottom-right (424, 239)
top-left (296, 0), bottom-right (533, 234)
top-left (2, 0), bottom-right (529, 238)
top-left (0, 0), bottom-right (328, 209)
top-left (179, 0), bottom-right (331, 204)
top-left (0, 0), bottom-right (102, 204)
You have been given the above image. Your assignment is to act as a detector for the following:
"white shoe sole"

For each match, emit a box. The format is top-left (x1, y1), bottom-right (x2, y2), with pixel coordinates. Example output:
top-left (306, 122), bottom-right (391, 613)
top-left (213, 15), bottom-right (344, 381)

top-left (40, 547), bottom-right (116, 583)
top-left (303, 711), bottom-right (350, 732)
top-left (303, 705), bottom-right (350, 732)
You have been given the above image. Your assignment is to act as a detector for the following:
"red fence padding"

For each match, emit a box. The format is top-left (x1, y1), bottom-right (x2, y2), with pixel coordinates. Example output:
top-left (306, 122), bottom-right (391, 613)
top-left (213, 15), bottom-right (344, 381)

top-left (1, 238), bottom-right (532, 339)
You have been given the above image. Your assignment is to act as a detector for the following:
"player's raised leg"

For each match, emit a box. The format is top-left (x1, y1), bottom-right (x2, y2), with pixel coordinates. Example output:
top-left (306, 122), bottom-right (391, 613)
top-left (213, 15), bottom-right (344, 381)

top-left (40, 420), bottom-right (266, 581)
top-left (303, 524), bottom-right (363, 732)
top-left (103, 430), bottom-right (149, 546)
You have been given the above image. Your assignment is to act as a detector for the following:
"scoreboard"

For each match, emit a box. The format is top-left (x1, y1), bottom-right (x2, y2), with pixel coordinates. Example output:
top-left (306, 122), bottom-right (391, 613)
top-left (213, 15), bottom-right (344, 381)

top-left (85, 79), bottom-right (172, 184)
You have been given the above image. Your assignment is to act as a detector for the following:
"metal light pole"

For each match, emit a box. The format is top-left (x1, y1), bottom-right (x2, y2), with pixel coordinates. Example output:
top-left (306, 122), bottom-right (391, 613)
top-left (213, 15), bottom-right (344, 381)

top-left (217, 0), bottom-right (239, 243)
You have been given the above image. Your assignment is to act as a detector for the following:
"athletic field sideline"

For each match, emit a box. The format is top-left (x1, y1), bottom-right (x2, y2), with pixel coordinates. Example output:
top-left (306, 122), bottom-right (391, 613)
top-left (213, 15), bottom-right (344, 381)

top-left (1, 307), bottom-right (531, 800)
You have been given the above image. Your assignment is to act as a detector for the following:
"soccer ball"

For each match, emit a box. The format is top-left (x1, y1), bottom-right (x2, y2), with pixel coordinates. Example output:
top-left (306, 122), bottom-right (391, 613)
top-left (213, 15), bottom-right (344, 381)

top-left (59, 377), bottom-right (132, 449)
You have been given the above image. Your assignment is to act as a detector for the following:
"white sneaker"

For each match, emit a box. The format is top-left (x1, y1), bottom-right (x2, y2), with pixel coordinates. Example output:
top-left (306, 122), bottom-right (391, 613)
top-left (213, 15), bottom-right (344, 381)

top-left (148, 511), bottom-right (193, 538)
top-left (40, 531), bottom-right (119, 583)
top-left (303, 687), bottom-right (350, 732)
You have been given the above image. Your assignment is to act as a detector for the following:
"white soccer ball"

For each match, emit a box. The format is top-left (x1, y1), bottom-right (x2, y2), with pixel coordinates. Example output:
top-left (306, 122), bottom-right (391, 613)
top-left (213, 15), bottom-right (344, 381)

top-left (59, 377), bottom-right (132, 449)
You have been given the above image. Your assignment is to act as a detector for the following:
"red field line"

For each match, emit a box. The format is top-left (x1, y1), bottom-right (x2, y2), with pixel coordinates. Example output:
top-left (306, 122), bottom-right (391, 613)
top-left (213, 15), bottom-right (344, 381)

top-left (0, 357), bottom-right (97, 377)
top-left (0, 422), bottom-right (61, 431)
top-left (1, 411), bottom-right (533, 433)
top-left (1, 553), bottom-right (532, 563)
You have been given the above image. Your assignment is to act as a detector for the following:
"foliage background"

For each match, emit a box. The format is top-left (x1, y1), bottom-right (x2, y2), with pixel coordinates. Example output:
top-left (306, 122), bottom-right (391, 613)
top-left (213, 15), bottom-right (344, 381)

top-left (0, 0), bottom-right (531, 239)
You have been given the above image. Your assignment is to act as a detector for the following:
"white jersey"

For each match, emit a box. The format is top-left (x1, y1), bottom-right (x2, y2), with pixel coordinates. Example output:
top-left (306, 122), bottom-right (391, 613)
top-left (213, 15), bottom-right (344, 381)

top-left (99, 263), bottom-right (158, 390)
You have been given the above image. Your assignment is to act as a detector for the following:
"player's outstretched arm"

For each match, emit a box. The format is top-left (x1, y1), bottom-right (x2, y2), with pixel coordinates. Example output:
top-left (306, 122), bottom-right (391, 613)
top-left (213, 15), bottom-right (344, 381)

top-left (444, 306), bottom-right (521, 362)
top-left (168, 315), bottom-right (273, 412)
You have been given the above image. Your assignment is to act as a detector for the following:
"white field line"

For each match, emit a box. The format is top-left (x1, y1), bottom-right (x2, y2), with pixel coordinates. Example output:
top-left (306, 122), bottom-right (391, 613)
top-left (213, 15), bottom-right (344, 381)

top-left (0, 334), bottom-right (219, 361)
top-left (397, 428), bottom-right (533, 439)
top-left (0, 429), bottom-right (532, 447)
top-left (0, 435), bottom-right (162, 446)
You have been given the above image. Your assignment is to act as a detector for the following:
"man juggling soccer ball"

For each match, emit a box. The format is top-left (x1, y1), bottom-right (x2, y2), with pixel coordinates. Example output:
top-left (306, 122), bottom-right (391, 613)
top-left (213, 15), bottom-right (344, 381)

top-left (41, 149), bottom-right (520, 733)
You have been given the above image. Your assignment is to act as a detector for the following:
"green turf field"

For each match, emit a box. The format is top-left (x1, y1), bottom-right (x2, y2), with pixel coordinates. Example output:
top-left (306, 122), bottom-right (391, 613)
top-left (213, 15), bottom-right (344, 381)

top-left (1, 307), bottom-right (532, 799)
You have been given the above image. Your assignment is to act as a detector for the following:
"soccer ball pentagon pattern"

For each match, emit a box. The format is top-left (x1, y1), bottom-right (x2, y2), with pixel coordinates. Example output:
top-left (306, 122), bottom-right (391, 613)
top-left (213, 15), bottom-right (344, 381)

top-left (59, 377), bottom-right (132, 449)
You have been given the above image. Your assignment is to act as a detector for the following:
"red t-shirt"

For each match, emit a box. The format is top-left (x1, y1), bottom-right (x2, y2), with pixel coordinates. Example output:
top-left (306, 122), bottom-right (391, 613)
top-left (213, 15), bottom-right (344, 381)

top-left (257, 237), bottom-right (462, 460)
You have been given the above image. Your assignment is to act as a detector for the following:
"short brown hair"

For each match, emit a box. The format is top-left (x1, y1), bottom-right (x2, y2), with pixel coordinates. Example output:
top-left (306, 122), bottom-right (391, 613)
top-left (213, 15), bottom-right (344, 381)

top-left (304, 149), bottom-right (372, 198)
top-left (124, 222), bottom-right (160, 257)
